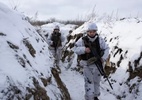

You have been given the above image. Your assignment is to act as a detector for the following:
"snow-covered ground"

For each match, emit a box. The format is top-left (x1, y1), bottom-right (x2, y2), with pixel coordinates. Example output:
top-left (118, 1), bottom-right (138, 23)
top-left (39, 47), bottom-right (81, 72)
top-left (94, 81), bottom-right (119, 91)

top-left (0, 2), bottom-right (142, 100)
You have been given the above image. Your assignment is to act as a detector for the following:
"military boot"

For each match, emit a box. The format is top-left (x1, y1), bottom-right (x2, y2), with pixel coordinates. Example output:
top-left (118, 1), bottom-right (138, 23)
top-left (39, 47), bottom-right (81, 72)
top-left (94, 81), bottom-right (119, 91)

top-left (94, 97), bottom-right (99, 100)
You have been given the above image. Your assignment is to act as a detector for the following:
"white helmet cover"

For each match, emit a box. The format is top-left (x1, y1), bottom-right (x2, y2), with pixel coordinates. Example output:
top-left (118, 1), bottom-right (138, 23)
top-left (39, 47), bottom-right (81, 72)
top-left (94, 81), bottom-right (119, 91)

top-left (54, 25), bottom-right (60, 30)
top-left (87, 22), bottom-right (98, 31)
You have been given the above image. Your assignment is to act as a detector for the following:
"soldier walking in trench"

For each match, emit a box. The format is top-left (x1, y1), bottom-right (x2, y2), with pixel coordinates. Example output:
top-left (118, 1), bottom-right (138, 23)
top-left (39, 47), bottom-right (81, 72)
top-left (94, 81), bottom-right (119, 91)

top-left (74, 22), bottom-right (110, 100)
top-left (47, 25), bottom-right (65, 72)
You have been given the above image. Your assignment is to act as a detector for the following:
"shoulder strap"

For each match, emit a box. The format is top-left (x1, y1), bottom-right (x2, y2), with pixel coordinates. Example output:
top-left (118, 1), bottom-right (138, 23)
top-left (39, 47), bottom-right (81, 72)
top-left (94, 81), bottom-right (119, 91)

top-left (95, 34), bottom-right (100, 51)
top-left (83, 36), bottom-right (89, 48)
top-left (95, 35), bottom-right (104, 57)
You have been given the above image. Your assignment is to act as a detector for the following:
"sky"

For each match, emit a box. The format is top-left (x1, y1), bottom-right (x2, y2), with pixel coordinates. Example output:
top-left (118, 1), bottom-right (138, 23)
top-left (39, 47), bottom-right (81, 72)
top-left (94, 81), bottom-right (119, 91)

top-left (0, 2), bottom-right (142, 100)
top-left (0, 0), bottom-right (142, 21)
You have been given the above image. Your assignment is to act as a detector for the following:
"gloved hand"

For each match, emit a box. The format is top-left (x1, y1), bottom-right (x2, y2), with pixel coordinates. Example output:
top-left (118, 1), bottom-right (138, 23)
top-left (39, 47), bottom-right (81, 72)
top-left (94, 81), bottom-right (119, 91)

top-left (49, 41), bottom-right (53, 45)
top-left (87, 57), bottom-right (98, 65)
top-left (85, 47), bottom-right (91, 53)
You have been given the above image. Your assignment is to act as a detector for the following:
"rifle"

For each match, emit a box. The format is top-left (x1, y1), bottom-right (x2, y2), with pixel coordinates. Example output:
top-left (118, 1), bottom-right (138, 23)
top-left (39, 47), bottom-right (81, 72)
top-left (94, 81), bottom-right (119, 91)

top-left (87, 39), bottom-right (113, 90)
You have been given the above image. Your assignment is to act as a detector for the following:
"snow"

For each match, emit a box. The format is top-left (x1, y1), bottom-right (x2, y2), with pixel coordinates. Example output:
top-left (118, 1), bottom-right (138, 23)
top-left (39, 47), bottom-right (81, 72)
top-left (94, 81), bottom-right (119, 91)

top-left (0, 2), bottom-right (55, 99)
top-left (60, 67), bottom-right (85, 100)
top-left (0, 2), bottom-right (142, 100)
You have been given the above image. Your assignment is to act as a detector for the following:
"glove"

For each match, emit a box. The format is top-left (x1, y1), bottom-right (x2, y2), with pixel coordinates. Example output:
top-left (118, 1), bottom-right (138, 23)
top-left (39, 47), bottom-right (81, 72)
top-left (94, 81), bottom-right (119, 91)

top-left (49, 41), bottom-right (53, 45)
top-left (87, 57), bottom-right (98, 65)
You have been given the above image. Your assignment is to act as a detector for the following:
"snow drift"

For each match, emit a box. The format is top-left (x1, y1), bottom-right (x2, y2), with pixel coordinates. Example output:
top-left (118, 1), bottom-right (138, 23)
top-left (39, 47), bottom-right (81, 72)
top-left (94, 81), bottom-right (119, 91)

top-left (0, 3), bottom-right (70, 100)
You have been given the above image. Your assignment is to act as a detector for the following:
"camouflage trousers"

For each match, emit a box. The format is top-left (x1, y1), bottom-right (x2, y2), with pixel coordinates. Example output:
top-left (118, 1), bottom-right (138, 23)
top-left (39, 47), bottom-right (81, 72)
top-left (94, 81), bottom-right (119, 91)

top-left (49, 47), bottom-right (62, 66)
top-left (80, 61), bottom-right (101, 100)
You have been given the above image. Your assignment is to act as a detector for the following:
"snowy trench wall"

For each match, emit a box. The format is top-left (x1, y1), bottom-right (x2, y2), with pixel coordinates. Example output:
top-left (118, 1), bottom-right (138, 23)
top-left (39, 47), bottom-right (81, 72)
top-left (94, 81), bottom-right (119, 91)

top-left (0, 3), bottom-right (70, 100)
top-left (1, 2), bottom-right (142, 100)
top-left (63, 18), bottom-right (142, 100)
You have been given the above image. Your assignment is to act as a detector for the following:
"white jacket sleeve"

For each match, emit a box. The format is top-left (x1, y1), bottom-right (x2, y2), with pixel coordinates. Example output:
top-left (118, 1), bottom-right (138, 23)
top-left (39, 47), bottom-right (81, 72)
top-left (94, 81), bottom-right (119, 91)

top-left (74, 38), bottom-right (86, 55)
top-left (99, 37), bottom-right (109, 61)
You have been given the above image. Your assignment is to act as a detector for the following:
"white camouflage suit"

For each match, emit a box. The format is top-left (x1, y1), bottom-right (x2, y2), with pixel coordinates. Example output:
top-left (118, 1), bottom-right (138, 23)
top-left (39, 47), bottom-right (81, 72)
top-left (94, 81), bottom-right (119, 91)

top-left (47, 26), bottom-right (65, 66)
top-left (74, 34), bottom-right (109, 100)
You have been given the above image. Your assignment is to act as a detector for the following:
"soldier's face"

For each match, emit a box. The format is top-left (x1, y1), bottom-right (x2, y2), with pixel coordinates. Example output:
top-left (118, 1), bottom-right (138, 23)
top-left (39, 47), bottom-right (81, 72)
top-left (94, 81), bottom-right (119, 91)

top-left (54, 29), bottom-right (59, 33)
top-left (87, 30), bottom-right (97, 37)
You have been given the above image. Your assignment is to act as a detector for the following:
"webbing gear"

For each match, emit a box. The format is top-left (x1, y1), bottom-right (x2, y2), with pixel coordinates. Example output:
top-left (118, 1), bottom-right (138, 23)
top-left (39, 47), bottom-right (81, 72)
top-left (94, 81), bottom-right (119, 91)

top-left (78, 34), bottom-right (103, 60)
top-left (87, 57), bottom-right (98, 65)
top-left (51, 32), bottom-right (61, 50)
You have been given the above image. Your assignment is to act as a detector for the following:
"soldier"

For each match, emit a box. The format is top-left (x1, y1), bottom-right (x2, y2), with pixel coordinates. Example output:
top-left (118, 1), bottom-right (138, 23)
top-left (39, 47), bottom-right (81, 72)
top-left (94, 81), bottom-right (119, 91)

top-left (74, 22), bottom-right (109, 100)
top-left (47, 25), bottom-right (65, 69)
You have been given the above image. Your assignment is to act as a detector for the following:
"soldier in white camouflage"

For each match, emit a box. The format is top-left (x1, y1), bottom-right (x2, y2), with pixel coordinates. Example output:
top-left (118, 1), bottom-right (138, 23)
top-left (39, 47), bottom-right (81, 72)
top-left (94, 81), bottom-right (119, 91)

top-left (74, 22), bottom-right (109, 100)
top-left (47, 25), bottom-right (65, 70)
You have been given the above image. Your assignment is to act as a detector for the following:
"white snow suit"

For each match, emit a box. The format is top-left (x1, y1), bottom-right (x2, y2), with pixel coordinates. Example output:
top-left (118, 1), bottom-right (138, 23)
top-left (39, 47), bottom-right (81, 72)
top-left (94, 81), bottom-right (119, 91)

top-left (74, 34), bottom-right (109, 100)
top-left (47, 32), bottom-right (65, 66)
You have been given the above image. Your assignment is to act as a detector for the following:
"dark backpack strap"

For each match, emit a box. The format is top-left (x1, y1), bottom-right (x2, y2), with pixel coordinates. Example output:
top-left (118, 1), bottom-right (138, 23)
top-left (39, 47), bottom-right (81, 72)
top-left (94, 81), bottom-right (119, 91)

top-left (82, 36), bottom-right (89, 47)
top-left (95, 35), bottom-right (101, 56)
top-left (95, 35), bottom-right (104, 57)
